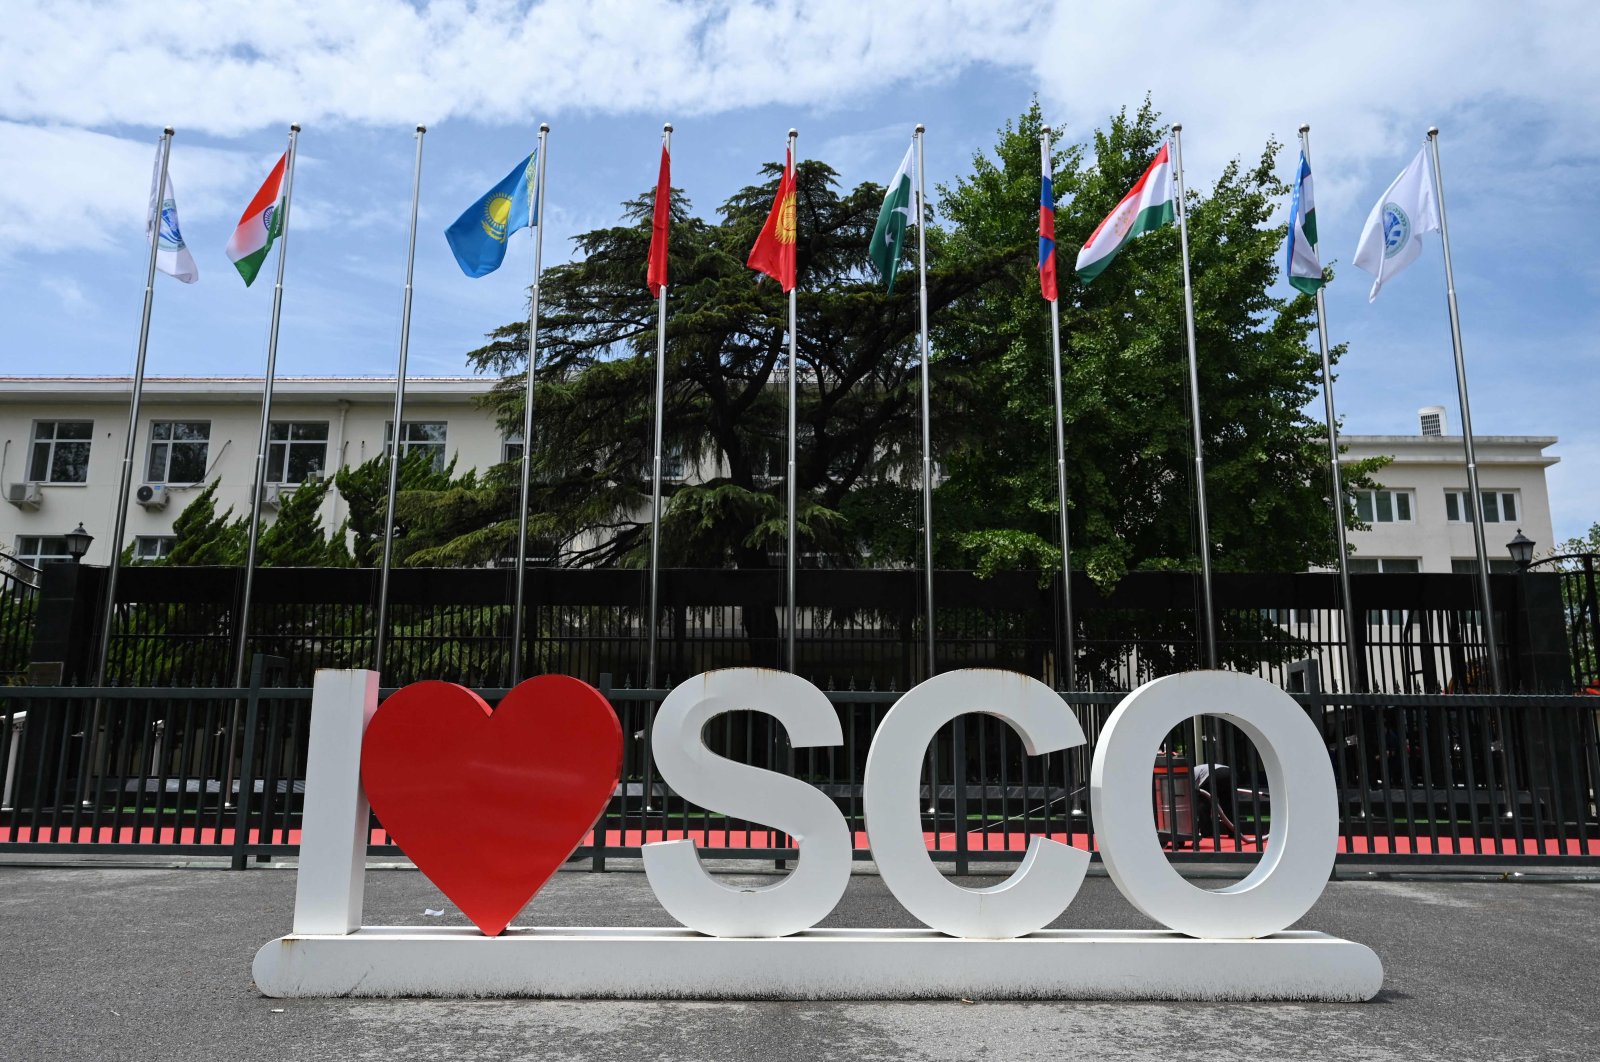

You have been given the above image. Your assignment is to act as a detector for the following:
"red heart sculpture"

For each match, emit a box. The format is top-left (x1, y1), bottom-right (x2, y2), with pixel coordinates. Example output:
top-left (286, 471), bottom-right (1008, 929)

top-left (361, 675), bottom-right (621, 936)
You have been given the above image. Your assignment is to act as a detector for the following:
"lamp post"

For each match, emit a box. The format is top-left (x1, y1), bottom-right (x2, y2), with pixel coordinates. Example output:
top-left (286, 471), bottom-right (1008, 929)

top-left (1506, 529), bottom-right (1535, 571)
top-left (64, 524), bottom-right (94, 564)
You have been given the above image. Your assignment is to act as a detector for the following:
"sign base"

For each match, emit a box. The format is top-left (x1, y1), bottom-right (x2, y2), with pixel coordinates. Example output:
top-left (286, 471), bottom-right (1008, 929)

top-left (253, 926), bottom-right (1383, 1001)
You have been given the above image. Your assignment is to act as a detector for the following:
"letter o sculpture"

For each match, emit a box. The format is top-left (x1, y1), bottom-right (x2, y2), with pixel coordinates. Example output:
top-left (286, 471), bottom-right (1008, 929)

top-left (1090, 670), bottom-right (1338, 939)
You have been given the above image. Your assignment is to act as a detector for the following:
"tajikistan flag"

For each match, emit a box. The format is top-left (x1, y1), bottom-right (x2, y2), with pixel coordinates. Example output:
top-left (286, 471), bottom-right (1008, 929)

top-left (1286, 151), bottom-right (1324, 294)
top-left (226, 154), bottom-right (287, 287)
top-left (1075, 142), bottom-right (1175, 285)
top-left (869, 142), bottom-right (916, 293)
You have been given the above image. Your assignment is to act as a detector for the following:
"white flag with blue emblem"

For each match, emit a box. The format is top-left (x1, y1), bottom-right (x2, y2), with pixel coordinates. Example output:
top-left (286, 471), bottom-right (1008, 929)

top-left (1352, 146), bottom-right (1438, 302)
top-left (147, 147), bottom-right (198, 284)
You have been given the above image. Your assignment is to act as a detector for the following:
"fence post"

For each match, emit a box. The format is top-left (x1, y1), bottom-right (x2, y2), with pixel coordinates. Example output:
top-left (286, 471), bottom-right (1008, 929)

top-left (593, 671), bottom-right (612, 872)
top-left (28, 562), bottom-right (102, 684)
top-left (230, 654), bottom-right (273, 870)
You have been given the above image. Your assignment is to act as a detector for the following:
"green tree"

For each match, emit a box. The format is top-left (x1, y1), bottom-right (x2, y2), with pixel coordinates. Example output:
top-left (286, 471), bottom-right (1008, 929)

top-left (164, 481), bottom-right (247, 565)
top-left (930, 100), bottom-right (1384, 586)
top-left (334, 450), bottom-right (472, 567)
top-left (399, 161), bottom-right (997, 572)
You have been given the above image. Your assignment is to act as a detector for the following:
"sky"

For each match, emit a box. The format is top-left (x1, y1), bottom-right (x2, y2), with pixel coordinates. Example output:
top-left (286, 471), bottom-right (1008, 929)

top-left (1, 0), bottom-right (1596, 545)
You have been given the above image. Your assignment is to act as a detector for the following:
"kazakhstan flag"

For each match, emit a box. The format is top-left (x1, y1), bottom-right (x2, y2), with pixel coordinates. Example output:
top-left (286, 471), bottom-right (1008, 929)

top-left (446, 150), bottom-right (539, 278)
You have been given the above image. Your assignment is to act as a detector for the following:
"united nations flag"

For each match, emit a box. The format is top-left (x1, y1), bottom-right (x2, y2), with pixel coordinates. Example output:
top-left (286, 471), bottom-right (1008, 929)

top-left (445, 149), bottom-right (539, 278)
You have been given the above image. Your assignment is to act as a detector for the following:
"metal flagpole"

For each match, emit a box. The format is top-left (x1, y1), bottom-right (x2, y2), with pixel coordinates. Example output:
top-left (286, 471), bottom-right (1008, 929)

top-left (785, 128), bottom-right (799, 674)
top-left (95, 127), bottom-right (173, 687)
top-left (233, 123), bottom-right (302, 689)
top-left (1040, 125), bottom-right (1078, 692)
top-left (914, 124), bottom-right (938, 679)
top-left (374, 124), bottom-right (427, 681)
top-left (1300, 124), bottom-right (1363, 693)
top-left (1169, 124), bottom-right (1219, 670)
top-left (510, 123), bottom-right (551, 685)
top-left (647, 122), bottom-right (673, 690)
top-left (1427, 126), bottom-right (1503, 692)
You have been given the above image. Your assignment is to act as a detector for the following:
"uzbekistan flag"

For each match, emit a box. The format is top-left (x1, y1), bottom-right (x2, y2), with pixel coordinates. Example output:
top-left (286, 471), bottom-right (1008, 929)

top-left (1038, 172), bottom-right (1058, 301)
top-left (747, 148), bottom-right (798, 292)
top-left (1075, 142), bottom-right (1176, 285)
top-left (1286, 151), bottom-right (1324, 294)
top-left (226, 153), bottom-right (287, 287)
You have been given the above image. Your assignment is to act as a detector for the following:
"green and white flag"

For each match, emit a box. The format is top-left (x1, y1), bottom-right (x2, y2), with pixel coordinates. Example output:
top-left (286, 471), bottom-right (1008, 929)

top-left (869, 142), bottom-right (916, 293)
top-left (1286, 150), bottom-right (1323, 294)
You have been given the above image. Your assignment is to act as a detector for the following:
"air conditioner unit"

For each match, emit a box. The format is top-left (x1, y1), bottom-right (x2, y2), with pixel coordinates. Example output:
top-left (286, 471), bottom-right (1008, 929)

top-left (260, 484), bottom-right (288, 511)
top-left (135, 483), bottom-right (170, 510)
top-left (4, 482), bottom-right (43, 511)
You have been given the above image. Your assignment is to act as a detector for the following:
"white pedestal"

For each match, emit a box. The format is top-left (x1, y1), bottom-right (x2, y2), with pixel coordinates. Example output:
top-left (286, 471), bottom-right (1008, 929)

top-left (253, 926), bottom-right (1383, 1001)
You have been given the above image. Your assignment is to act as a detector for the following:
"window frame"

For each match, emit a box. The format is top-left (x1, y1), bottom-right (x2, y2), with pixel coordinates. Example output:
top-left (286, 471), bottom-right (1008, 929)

top-left (266, 421), bottom-right (330, 484)
top-left (1352, 488), bottom-right (1414, 525)
top-left (144, 420), bottom-right (211, 484)
top-left (27, 420), bottom-right (94, 484)
top-left (386, 420), bottom-right (449, 472)
top-left (1444, 489), bottom-right (1519, 525)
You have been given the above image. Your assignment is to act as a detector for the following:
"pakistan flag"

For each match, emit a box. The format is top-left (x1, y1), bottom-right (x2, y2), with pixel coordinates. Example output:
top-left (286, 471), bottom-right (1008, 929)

top-left (869, 142), bottom-right (916, 293)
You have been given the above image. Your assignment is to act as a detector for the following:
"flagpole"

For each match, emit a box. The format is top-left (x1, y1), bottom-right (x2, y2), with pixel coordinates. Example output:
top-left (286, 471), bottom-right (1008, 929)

top-left (1298, 124), bottom-right (1363, 693)
top-left (1427, 126), bottom-right (1503, 692)
top-left (94, 127), bottom-right (173, 687)
top-left (234, 123), bottom-right (301, 689)
top-left (910, 124), bottom-right (940, 678)
top-left (1040, 125), bottom-right (1079, 692)
top-left (646, 122), bottom-right (673, 691)
top-left (1169, 124), bottom-right (1218, 670)
top-left (510, 123), bottom-right (551, 685)
top-left (785, 128), bottom-right (800, 674)
top-left (374, 124), bottom-right (426, 682)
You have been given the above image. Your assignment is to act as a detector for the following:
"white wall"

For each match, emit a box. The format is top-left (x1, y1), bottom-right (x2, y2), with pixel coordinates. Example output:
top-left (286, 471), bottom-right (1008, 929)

top-left (0, 378), bottom-right (502, 566)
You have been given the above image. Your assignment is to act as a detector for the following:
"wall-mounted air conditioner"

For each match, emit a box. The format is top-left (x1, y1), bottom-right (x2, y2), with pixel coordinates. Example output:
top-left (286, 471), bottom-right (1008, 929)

top-left (135, 484), bottom-right (170, 510)
top-left (260, 484), bottom-right (290, 511)
top-left (4, 483), bottom-right (43, 511)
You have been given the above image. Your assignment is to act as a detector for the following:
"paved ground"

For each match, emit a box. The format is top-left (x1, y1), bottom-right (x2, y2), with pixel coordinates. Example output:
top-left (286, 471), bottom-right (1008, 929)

top-left (1, 858), bottom-right (1597, 1062)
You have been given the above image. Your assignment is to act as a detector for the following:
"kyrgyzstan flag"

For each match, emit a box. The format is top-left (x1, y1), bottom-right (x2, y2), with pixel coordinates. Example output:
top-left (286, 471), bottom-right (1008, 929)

top-left (647, 143), bottom-right (670, 297)
top-left (747, 148), bottom-right (797, 292)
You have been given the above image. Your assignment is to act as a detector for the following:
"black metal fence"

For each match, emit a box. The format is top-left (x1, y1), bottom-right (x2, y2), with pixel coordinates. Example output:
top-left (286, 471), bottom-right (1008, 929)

top-left (1534, 553), bottom-right (1599, 692)
top-left (3, 670), bottom-right (1596, 867)
top-left (28, 564), bottom-right (1580, 694)
top-left (1, 553), bottom-right (40, 684)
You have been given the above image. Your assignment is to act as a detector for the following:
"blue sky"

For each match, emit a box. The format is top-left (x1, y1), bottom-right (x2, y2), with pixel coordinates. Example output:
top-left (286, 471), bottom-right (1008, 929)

top-left (2, 1), bottom-right (1596, 544)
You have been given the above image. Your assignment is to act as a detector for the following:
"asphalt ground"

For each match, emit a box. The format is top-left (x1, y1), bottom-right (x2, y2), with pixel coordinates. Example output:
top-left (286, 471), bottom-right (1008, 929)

top-left (1, 859), bottom-right (1596, 1062)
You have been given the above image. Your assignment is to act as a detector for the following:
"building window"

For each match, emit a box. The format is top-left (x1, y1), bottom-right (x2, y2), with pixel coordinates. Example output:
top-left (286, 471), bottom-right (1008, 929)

top-left (1445, 490), bottom-right (1518, 524)
top-left (133, 536), bottom-right (176, 562)
top-left (502, 433), bottom-right (523, 465)
top-left (145, 421), bottom-right (210, 483)
top-left (1350, 558), bottom-right (1420, 625)
top-left (266, 421), bottom-right (329, 483)
top-left (387, 421), bottom-right (448, 471)
top-left (1450, 558), bottom-right (1518, 575)
top-left (1353, 489), bottom-right (1413, 524)
top-left (28, 421), bottom-right (93, 484)
top-left (14, 535), bottom-right (71, 567)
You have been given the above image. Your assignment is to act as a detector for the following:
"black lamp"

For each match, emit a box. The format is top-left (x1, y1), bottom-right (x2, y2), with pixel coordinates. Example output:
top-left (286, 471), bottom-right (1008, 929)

top-left (64, 523), bottom-right (94, 563)
top-left (1506, 529), bottom-right (1535, 570)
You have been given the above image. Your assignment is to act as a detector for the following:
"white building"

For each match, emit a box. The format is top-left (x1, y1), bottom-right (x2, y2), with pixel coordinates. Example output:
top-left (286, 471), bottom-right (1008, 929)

top-left (3, 380), bottom-right (1561, 577)
top-left (1, 376), bottom-right (502, 568)
top-left (1339, 406), bottom-right (1558, 575)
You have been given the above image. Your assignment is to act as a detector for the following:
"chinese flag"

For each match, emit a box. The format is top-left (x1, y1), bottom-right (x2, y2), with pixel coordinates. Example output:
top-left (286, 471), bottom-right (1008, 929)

top-left (747, 149), bottom-right (797, 292)
top-left (647, 144), bottom-right (670, 297)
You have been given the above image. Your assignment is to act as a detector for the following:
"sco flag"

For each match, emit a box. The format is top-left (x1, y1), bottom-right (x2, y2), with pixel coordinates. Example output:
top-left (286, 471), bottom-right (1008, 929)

top-left (869, 143), bottom-right (915, 293)
top-left (1075, 142), bottom-right (1176, 284)
top-left (1352, 147), bottom-right (1439, 302)
top-left (446, 150), bottom-right (539, 278)
top-left (226, 153), bottom-right (286, 287)
top-left (148, 147), bottom-right (197, 284)
top-left (1286, 151), bottom-right (1323, 294)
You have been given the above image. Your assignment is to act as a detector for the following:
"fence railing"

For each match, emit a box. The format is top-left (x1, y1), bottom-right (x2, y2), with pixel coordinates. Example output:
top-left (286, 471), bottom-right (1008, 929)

top-left (1, 552), bottom-right (41, 683)
top-left (34, 565), bottom-right (1575, 694)
top-left (3, 670), bottom-right (1595, 868)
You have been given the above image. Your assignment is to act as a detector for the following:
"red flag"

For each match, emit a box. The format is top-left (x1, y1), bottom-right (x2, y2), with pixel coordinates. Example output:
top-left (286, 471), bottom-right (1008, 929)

top-left (647, 144), bottom-right (670, 297)
top-left (747, 149), bottom-right (797, 292)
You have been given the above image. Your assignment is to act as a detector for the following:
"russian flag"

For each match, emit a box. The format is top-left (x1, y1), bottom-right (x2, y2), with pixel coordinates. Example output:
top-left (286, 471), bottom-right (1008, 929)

top-left (1038, 174), bottom-right (1058, 301)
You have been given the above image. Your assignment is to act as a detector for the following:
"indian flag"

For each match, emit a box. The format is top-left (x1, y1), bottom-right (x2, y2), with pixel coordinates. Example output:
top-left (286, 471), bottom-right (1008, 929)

top-left (1075, 142), bottom-right (1175, 285)
top-left (226, 153), bottom-right (287, 287)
